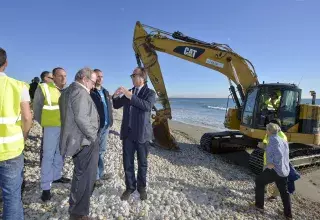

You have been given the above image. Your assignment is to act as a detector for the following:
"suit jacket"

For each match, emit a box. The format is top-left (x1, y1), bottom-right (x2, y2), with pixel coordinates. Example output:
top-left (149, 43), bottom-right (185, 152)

top-left (59, 82), bottom-right (100, 157)
top-left (112, 84), bottom-right (156, 143)
top-left (90, 87), bottom-right (113, 129)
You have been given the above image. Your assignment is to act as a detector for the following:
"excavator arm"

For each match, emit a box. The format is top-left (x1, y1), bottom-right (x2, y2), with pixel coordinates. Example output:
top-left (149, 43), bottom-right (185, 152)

top-left (133, 21), bottom-right (259, 149)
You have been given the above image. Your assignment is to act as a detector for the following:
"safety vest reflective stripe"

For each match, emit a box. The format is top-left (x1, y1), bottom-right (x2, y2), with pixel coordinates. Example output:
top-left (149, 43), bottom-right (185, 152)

top-left (42, 83), bottom-right (52, 105)
top-left (40, 82), bottom-right (61, 127)
top-left (43, 105), bottom-right (59, 110)
top-left (0, 115), bottom-right (21, 124)
top-left (0, 132), bottom-right (23, 144)
top-left (266, 99), bottom-right (280, 109)
top-left (42, 83), bottom-right (59, 110)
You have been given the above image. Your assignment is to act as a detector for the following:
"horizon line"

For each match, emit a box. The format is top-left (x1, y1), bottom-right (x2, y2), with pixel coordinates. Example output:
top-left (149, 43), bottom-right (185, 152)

top-left (167, 96), bottom-right (318, 99)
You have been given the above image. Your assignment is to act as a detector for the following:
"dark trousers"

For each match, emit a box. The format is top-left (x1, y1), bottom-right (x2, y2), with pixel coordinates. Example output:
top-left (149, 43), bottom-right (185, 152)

top-left (255, 169), bottom-right (292, 218)
top-left (68, 140), bottom-right (99, 216)
top-left (123, 138), bottom-right (149, 191)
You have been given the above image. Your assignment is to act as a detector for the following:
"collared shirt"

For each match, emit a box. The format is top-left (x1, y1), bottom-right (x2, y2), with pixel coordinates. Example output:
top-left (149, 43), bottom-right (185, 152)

top-left (97, 88), bottom-right (109, 127)
top-left (76, 81), bottom-right (90, 93)
top-left (0, 72), bottom-right (30, 102)
top-left (134, 85), bottom-right (143, 95)
top-left (266, 134), bottom-right (290, 177)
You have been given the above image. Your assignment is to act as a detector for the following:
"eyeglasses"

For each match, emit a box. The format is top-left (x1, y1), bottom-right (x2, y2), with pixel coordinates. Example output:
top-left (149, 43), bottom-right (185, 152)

top-left (86, 76), bottom-right (96, 84)
top-left (130, 74), bottom-right (140, 78)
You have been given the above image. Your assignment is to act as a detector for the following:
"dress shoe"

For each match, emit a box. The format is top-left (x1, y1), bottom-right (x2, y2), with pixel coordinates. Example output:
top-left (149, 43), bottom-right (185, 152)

top-left (41, 190), bottom-right (51, 202)
top-left (53, 177), bottom-right (71, 183)
top-left (120, 189), bottom-right (134, 201)
top-left (248, 201), bottom-right (264, 213)
top-left (138, 188), bottom-right (147, 200)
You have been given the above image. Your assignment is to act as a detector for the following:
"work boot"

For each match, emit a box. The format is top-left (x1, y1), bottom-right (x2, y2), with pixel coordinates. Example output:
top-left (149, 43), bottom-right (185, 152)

top-left (53, 177), bottom-right (71, 183)
top-left (41, 190), bottom-right (51, 202)
top-left (120, 189), bottom-right (134, 201)
top-left (138, 188), bottom-right (147, 201)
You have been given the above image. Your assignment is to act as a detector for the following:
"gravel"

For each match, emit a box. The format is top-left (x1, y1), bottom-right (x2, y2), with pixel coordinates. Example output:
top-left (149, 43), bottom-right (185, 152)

top-left (1, 109), bottom-right (319, 219)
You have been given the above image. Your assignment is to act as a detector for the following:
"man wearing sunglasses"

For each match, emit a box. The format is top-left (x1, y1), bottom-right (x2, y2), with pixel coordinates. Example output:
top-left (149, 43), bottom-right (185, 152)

top-left (33, 67), bottom-right (70, 202)
top-left (113, 67), bottom-right (156, 201)
top-left (40, 71), bottom-right (53, 84)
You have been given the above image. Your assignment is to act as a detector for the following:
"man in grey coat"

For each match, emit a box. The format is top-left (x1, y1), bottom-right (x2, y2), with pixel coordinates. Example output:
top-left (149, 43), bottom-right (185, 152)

top-left (59, 67), bottom-right (99, 220)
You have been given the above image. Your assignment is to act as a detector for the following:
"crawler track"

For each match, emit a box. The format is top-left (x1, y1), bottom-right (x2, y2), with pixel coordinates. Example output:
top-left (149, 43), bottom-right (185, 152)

top-left (200, 131), bottom-right (320, 175)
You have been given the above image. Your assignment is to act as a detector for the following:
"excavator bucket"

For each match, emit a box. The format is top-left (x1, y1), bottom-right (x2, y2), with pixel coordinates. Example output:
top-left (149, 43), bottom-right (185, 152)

top-left (152, 115), bottom-right (179, 150)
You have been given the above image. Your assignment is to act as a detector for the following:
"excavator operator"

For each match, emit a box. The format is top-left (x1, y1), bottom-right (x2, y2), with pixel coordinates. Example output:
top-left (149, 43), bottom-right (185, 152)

top-left (265, 91), bottom-right (281, 111)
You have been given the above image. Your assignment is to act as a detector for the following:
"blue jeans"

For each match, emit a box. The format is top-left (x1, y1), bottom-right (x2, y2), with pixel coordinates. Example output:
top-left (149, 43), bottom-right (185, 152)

top-left (0, 153), bottom-right (24, 220)
top-left (41, 127), bottom-right (63, 190)
top-left (96, 126), bottom-right (110, 180)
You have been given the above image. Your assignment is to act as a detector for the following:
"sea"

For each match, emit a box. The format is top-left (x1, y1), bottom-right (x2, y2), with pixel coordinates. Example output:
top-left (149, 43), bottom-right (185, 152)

top-left (155, 98), bottom-right (320, 131)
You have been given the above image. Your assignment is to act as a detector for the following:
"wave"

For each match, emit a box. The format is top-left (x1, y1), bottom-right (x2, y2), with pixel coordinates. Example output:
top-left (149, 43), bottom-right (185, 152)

top-left (207, 106), bottom-right (227, 111)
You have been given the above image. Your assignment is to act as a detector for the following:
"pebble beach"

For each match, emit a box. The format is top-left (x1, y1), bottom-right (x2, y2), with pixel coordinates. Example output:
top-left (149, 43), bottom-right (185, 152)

top-left (1, 109), bottom-right (320, 220)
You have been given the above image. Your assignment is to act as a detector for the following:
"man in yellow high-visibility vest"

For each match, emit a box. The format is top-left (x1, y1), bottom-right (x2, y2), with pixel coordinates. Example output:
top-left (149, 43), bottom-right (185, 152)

top-left (0, 47), bottom-right (32, 219)
top-left (264, 91), bottom-right (281, 111)
top-left (33, 67), bottom-right (70, 202)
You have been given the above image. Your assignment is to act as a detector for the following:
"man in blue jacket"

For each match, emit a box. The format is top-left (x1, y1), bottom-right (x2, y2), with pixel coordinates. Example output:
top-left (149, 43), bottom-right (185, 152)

top-left (90, 69), bottom-right (113, 185)
top-left (112, 67), bottom-right (156, 201)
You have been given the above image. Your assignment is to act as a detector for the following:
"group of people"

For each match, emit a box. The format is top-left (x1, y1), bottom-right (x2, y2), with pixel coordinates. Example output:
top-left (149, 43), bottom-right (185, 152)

top-left (0, 46), bottom-right (298, 220)
top-left (0, 47), bottom-right (156, 220)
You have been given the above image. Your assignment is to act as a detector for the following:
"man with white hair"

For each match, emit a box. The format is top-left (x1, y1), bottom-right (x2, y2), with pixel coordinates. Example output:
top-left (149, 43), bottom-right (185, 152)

top-left (59, 67), bottom-right (100, 220)
top-left (254, 122), bottom-right (292, 219)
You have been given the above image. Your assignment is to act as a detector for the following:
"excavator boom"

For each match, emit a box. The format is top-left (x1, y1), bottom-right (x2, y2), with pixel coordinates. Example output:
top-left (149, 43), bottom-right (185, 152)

top-left (133, 21), bottom-right (258, 149)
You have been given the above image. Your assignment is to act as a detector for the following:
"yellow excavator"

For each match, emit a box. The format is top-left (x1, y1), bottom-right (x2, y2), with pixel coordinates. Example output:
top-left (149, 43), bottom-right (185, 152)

top-left (133, 21), bottom-right (320, 174)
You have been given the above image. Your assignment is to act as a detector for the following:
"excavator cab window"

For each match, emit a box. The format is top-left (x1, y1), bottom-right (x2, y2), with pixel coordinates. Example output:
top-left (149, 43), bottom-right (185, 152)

top-left (255, 88), bottom-right (282, 127)
top-left (254, 86), bottom-right (300, 131)
top-left (278, 90), bottom-right (300, 129)
top-left (242, 87), bottom-right (258, 127)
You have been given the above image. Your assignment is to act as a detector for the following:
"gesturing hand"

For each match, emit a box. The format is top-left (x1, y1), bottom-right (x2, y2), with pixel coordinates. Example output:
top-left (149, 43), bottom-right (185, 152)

top-left (119, 87), bottom-right (132, 99)
top-left (257, 142), bottom-right (265, 149)
top-left (113, 87), bottom-right (123, 98)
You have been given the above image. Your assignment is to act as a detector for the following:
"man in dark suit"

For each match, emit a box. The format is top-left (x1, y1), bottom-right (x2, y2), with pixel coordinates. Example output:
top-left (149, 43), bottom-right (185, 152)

top-left (112, 67), bottom-right (156, 201)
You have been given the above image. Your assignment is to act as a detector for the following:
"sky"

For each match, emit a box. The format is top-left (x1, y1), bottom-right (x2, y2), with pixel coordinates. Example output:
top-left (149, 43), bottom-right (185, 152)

top-left (1, 0), bottom-right (319, 98)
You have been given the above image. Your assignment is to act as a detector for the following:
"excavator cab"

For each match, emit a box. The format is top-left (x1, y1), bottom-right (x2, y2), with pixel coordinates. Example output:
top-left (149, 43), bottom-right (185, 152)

top-left (241, 83), bottom-right (301, 134)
